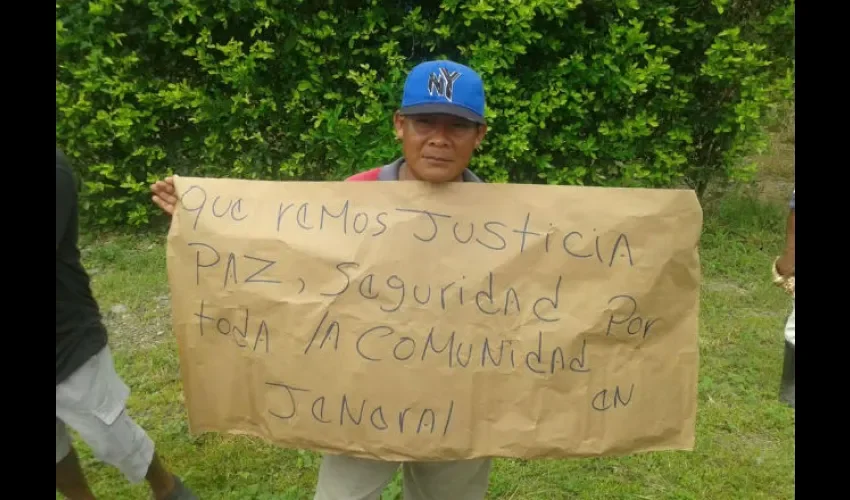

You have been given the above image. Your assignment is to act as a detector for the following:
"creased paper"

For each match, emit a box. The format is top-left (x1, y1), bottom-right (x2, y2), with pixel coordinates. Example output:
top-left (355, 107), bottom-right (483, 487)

top-left (165, 175), bottom-right (702, 461)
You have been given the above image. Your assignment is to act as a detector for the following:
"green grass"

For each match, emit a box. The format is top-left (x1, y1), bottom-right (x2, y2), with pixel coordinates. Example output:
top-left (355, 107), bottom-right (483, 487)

top-left (61, 191), bottom-right (795, 500)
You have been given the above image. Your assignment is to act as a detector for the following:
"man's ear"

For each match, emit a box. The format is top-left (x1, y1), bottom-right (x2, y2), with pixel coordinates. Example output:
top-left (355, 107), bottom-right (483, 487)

top-left (393, 111), bottom-right (405, 141)
top-left (475, 124), bottom-right (488, 148)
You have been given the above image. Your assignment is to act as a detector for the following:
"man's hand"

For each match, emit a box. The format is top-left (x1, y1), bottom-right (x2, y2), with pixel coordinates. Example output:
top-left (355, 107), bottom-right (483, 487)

top-left (150, 176), bottom-right (178, 216)
top-left (776, 204), bottom-right (795, 278)
top-left (776, 252), bottom-right (794, 277)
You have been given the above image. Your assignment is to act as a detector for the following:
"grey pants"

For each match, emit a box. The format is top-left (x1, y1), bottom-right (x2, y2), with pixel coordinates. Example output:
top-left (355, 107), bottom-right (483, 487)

top-left (313, 453), bottom-right (492, 500)
top-left (779, 340), bottom-right (795, 408)
top-left (56, 346), bottom-right (155, 483)
top-left (779, 299), bottom-right (795, 408)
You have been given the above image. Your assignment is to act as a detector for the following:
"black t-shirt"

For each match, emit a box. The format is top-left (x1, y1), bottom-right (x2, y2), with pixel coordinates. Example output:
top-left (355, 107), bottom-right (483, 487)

top-left (56, 149), bottom-right (107, 385)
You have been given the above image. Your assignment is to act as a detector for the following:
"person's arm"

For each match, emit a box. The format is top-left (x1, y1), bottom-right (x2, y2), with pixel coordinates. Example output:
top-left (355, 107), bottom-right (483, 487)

top-left (775, 191), bottom-right (795, 277)
top-left (56, 166), bottom-right (76, 250)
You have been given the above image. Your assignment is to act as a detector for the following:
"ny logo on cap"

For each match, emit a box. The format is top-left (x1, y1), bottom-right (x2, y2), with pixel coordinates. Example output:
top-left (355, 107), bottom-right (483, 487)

top-left (427, 67), bottom-right (461, 102)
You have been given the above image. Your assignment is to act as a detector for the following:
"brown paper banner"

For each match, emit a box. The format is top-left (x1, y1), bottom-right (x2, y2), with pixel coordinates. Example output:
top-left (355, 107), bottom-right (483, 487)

top-left (166, 175), bottom-right (702, 461)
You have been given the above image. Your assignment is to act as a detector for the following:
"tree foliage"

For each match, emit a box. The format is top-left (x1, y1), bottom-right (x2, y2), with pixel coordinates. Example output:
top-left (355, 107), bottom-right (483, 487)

top-left (56, 0), bottom-right (794, 228)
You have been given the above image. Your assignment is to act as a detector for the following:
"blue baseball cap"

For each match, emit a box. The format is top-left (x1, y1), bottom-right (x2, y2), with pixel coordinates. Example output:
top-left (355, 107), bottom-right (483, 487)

top-left (399, 60), bottom-right (486, 124)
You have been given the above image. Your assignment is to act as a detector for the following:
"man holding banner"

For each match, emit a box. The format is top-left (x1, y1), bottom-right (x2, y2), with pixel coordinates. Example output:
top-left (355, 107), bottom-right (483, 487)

top-left (152, 60), bottom-right (495, 500)
top-left (151, 59), bottom-right (701, 500)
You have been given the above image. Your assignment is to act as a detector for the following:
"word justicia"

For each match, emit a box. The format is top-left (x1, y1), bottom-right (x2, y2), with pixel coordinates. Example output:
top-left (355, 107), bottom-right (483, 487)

top-left (275, 200), bottom-right (635, 266)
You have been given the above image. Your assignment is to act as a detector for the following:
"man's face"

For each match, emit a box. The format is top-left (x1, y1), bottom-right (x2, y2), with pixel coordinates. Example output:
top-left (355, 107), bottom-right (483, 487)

top-left (394, 112), bottom-right (487, 183)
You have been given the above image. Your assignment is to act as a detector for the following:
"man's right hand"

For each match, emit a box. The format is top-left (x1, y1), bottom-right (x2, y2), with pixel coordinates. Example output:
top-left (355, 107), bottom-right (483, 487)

top-left (150, 176), bottom-right (178, 216)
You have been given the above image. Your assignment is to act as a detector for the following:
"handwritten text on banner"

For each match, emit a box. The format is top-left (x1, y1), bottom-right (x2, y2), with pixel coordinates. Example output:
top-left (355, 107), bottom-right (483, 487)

top-left (165, 175), bottom-right (703, 461)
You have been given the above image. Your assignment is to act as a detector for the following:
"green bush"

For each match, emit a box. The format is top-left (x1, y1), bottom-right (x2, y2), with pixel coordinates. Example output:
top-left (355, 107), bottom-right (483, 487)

top-left (56, 0), bottom-right (794, 228)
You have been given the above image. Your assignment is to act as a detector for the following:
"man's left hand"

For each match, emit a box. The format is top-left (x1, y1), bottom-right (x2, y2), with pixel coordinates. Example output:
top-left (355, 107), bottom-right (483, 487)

top-left (776, 253), bottom-right (794, 277)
